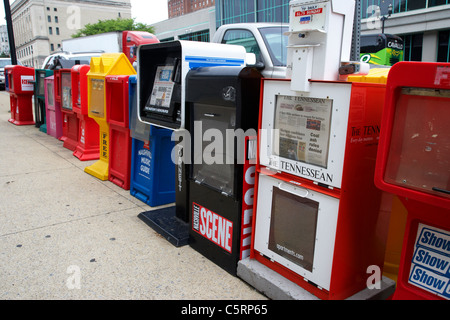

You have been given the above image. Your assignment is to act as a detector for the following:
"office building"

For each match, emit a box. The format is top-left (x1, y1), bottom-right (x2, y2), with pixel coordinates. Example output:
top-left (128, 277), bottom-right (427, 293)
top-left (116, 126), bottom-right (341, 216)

top-left (0, 25), bottom-right (9, 55)
top-left (169, 0), bottom-right (215, 18)
top-left (11, 0), bottom-right (132, 67)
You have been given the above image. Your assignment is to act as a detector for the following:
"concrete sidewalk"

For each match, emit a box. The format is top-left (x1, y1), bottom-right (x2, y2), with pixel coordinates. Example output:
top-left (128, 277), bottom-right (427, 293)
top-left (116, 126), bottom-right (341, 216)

top-left (0, 91), bottom-right (266, 300)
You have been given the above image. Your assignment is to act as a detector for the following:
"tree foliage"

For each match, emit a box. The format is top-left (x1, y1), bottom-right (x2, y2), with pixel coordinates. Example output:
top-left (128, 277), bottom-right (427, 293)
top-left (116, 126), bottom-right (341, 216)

top-left (71, 18), bottom-right (155, 38)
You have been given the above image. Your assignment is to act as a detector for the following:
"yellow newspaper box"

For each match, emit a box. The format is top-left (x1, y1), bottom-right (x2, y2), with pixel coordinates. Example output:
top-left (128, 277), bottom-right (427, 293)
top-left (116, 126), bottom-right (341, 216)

top-left (84, 53), bottom-right (136, 180)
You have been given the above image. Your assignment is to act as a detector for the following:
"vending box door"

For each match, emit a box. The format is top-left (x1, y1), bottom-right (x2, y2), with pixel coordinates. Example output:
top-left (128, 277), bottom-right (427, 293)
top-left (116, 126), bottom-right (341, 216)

top-left (137, 40), bottom-right (247, 130)
top-left (71, 65), bottom-right (90, 115)
top-left (46, 78), bottom-right (55, 112)
top-left (89, 77), bottom-right (106, 119)
top-left (34, 69), bottom-right (52, 130)
top-left (190, 103), bottom-right (237, 197)
top-left (36, 70), bottom-right (50, 97)
top-left (259, 79), bottom-right (352, 189)
top-left (253, 173), bottom-right (339, 291)
top-left (106, 75), bottom-right (130, 128)
top-left (61, 71), bottom-right (73, 111)
top-left (186, 66), bottom-right (262, 198)
top-left (375, 62), bottom-right (450, 208)
top-left (383, 88), bottom-right (450, 202)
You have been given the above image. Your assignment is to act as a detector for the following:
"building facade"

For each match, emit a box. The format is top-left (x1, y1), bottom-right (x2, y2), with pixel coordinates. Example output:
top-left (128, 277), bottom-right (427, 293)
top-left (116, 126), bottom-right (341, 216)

top-left (154, 7), bottom-right (215, 42)
top-left (154, 0), bottom-right (289, 42)
top-left (213, 0), bottom-right (450, 62)
top-left (168, 0), bottom-right (215, 18)
top-left (360, 0), bottom-right (450, 62)
top-left (11, 0), bottom-right (132, 68)
top-left (215, 0), bottom-right (288, 27)
top-left (0, 25), bottom-right (9, 56)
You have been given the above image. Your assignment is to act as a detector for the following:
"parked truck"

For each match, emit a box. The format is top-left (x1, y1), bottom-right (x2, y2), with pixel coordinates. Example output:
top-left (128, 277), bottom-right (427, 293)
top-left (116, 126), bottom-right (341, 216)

top-left (42, 30), bottom-right (160, 69)
top-left (61, 31), bottom-right (160, 65)
top-left (211, 23), bottom-right (288, 78)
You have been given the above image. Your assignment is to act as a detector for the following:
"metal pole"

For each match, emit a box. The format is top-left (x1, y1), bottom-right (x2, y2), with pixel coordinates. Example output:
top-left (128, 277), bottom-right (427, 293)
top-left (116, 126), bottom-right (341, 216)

top-left (351, 0), bottom-right (361, 61)
top-left (3, 0), bottom-right (17, 65)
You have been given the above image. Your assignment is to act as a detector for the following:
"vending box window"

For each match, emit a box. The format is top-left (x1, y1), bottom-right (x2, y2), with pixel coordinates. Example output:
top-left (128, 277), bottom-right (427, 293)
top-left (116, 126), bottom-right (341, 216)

top-left (60, 69), bottom-right (79, 151)
top-left (45, 75), bottom-right (63, 139)
top-left (84, 53), bottom-right (136, 181)
top-left (374, 61), bottom-right (450, 300)
top-left (5, 65), bottom-right (35, 125)
top-left (129, 75), bottom-right (175, 207)
top-left (185, 66), bottom-right (262, 275)
top-left (71, 64), bottom-right (99, 161)
top-left (137, 40), bottom-right (247, 247)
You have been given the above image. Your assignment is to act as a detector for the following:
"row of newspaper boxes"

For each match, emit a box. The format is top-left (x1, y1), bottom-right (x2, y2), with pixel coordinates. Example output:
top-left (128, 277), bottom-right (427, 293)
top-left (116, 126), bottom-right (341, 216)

top-left (6, 56), bottom-right (175, 208)
top-left (6, 51), bottom-right (449, 300)
top-left (4, 0), bottom-right (449, 301)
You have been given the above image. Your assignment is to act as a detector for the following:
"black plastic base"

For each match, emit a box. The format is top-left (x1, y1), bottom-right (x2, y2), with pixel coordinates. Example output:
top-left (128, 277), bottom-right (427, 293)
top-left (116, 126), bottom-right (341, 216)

top-left (138, 206), bottom-right (189, 247)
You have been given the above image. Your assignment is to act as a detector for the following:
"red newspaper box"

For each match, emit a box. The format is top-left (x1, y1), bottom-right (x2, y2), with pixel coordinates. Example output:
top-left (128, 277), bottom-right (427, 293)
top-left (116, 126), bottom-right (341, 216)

top-left (106, 75), bottom-right (131, 190)
top-left (252, 74), bottom-right (390, 300)
top-left (5, 65), bottom-right (35, 125)
top-left (71, 64), bottom-right (99, 161)
top-left (375, 62), bottom-right (450, 300)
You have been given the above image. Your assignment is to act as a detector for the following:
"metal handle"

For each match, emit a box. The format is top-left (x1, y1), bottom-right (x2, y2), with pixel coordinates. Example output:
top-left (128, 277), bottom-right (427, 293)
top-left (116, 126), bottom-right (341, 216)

top-left (278, 182), bottom-right (309, 198)
top-left (432, 187), bottom-right (450, 195)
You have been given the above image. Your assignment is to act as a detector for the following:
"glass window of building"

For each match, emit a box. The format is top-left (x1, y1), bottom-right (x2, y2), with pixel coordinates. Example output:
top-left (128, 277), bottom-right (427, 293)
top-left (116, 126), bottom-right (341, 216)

top-left (179, 30), bottom-right (210, 42)
top-left (437, 30), bottom-right (450, 62)
top-left (402, 33), bottom-right (423, 61)
top-left (216, 0), bottom-right (289, 26)
top-left (361, 0), bottom-right (448, 18)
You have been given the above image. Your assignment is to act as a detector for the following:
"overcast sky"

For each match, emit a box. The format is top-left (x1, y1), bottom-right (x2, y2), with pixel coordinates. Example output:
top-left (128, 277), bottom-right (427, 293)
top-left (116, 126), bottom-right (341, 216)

top-left (0, 0), bottom-right (169, 25)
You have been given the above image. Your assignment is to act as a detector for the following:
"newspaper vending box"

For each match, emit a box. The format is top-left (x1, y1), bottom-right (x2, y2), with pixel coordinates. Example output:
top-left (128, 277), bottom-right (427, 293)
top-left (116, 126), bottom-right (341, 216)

top-left (137, 40), bottom-right (247, 247)
top-left (84, 53), bottom-right (136, 181)
top-left (249, 0), bottom-right (391, 300)
top-left (252, 77), bottom-right (388, 300)
top-left (186, 66), bottom-right (262, 275)
top-left (106, 75), bottom-right (132, 189)
top-left (5, 65), bottom-right (35, 126)
top-left (129, 75), bottom-right (175, 207)
top-left (33, 69), bottom-right (53, 132)
top-left (72, 64), bottom-right (99, 161)
top-left (375, 62), bottom-right (450, 300)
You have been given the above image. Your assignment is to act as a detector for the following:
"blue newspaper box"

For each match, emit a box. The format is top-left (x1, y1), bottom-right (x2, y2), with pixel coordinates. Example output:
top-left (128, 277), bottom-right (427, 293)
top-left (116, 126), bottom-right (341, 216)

top-left (129, 75), bottom-right (175, 206)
